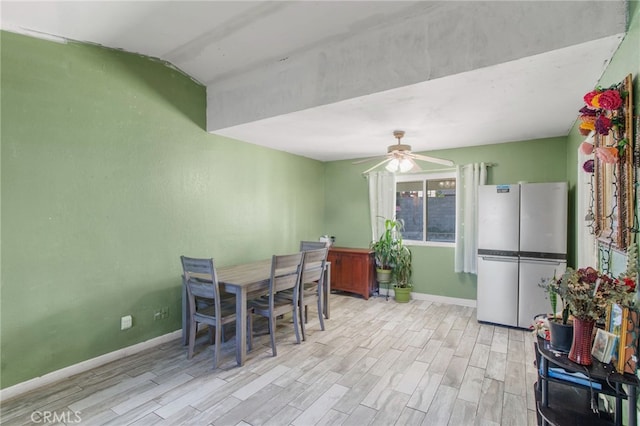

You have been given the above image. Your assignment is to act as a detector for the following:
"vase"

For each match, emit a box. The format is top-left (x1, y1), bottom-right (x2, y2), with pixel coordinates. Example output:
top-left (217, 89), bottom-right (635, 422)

top-left (568, 318), bottom-right (595, 365)
top-left (549, 320), bottom-right (573, 353)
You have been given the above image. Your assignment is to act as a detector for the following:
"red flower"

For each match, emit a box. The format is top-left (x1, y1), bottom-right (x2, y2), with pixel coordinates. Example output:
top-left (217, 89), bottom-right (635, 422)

top-left (598, 90), bottom-right (623, 110)
top-left (584, 90), bottom-right (601, 107)
top-left (623, 277), bottom-right (636, 292)
top-left (578, 267), bottom-right (600, 283)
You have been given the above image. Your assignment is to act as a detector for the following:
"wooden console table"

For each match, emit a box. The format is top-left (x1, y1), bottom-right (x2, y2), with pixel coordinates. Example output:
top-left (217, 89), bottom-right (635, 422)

top-left (535, 336), bottom-right (638, 426)
top-left (327, 247), bottom-right (375, 300)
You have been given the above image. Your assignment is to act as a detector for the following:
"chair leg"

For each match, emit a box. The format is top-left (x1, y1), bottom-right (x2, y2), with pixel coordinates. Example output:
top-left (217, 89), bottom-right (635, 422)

top-left (292, 307), bottom-right (301, 345)
top-left (247, 311), bottom-right (254, 351)
top-left (207, 325), bottom-right (214, 344)
top-left (269, 316), bottom-right (277, 357)
top-left (299, 302), bottom-right (306, 342)
top-left (317, 284), bottom-right (325, 331)
top-left (213, 321), bottom-right (222, 369)
top-left (188, 320), bottom-right (197, 359)
top-left (317, 297), bottom-right (325, 331)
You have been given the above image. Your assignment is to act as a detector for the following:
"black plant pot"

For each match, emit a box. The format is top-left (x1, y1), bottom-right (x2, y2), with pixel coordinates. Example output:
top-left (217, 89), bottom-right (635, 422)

top-left (549, 320), bottom-right (573, 353)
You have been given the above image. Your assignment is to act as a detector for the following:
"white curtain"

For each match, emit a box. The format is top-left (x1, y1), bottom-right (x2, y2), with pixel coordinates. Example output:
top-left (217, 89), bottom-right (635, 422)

top-left (454, 163), bottom-right (487, 273)
top-left (367, 171), bottom-right (396, 242)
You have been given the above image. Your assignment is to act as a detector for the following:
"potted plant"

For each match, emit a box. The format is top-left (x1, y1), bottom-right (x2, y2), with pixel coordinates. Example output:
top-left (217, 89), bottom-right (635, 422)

top-left (392, 241), bottom-right (412, 303)
top-left (539, 275), bottom-right (573, 353)
top-left (370, 218), bottom-right (401, 284)
top-left (370, 218), bottom-right (413, 302)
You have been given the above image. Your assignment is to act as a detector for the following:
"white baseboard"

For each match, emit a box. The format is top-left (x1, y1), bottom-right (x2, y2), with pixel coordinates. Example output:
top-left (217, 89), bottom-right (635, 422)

top-left (0, 330), bottom-right (182, 402)
top-left (378, 289), bottom-right (476, 308)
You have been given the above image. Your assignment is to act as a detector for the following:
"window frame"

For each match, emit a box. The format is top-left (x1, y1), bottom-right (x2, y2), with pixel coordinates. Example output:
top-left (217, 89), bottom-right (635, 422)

top-left (395, 171), bottom-right (457, 248)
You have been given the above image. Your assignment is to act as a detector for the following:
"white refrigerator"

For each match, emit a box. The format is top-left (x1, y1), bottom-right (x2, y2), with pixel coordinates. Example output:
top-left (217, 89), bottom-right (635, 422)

top-left (476, 182), bottom-right (567, 328)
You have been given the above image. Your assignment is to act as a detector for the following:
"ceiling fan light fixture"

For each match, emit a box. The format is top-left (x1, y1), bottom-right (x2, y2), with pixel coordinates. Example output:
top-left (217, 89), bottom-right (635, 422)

top-left (399, 158), bottom-right (413, 172)
top-left (356, 130), bottom-right (454, 173)
top-left (386, 158), bottom-right (400, 172)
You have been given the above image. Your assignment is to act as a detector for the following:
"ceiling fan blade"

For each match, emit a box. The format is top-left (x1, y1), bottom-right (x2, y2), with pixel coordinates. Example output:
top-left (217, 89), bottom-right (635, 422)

top-left (407, 157), bottom-right (422, 172)
top-left (361, 158), bottom-right (391, 174)
top-left (352, 155), bottom-right (387, 165)
top-left (411, 153), bottom-right (455, 167)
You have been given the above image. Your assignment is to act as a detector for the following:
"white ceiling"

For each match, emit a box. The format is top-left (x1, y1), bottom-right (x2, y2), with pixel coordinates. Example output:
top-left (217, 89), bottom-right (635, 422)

top-left (1, 1), bottom-right (628, 163)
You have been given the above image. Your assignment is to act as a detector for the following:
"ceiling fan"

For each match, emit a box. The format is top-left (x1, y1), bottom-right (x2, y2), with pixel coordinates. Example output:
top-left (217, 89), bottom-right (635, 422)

top-left (353, 130), bottom-right (455, 174)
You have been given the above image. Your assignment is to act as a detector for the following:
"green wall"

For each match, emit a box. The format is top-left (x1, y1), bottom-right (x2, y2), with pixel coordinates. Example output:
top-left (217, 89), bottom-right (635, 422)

top-left (0, 32), bottom-right (325, 389)
top-left (325, 137), bottom-right (568, 300)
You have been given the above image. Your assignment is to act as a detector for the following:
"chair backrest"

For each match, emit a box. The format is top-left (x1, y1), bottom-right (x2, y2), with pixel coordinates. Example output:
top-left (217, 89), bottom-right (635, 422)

top-left (300, 247), bottom-right (328, 285)
top-left (299, 240), bottom-right (328, 251)
top-left (180, 256), bottom-right (221, 313)
top-left (269, 252), bottom-right (304, 296)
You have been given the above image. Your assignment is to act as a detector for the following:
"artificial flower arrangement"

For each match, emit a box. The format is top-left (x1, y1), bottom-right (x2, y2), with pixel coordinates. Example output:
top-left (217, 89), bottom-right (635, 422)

top-left (579, 88), bottom-right (624, 136)
top-left (554, 267), bottom-right (636, 321)
top-left (534, 263), bottom-right (637, 339)
top-left (578, 82), bottom-right (629, 170)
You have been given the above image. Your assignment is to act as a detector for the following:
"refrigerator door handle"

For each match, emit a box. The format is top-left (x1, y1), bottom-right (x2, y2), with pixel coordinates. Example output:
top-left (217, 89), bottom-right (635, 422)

top-left (520, 257), bottom-right (565, 266)
top-left (479, 256), bottom-right (519, 263)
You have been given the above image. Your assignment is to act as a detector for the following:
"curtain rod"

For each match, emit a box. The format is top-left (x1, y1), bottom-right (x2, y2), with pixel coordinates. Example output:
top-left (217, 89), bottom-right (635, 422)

top-left (416, 162), bottom-right (497, 173)
top-left (361, 162), bottom-right (496, 177)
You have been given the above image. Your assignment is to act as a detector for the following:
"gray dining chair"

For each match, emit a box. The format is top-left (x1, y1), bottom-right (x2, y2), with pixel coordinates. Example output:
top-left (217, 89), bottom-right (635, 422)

top-left (297, 247), bottom-right (329, 340)
top-left (249, 252), bottom-right (304, 356)
top-left (181, 256), bottom-right (253, 368)
top-left (300, 240), bottom-right (328, 251)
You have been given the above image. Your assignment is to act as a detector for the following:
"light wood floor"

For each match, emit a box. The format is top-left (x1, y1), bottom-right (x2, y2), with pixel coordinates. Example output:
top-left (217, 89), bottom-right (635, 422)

top-left (1, 293), bottom-right (539, 426)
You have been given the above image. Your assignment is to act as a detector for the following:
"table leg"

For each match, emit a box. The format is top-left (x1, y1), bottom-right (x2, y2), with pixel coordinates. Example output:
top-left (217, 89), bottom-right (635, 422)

top-left (615, 383), bottom-right (623, 426)
top-left (323, 263), bottom-right (331, 319)
top-left (540, 356), bottom-right (549, 426)
top-left (236, 288), bottom-right (247, 366)
top-left (181, 278), bottom-right (188, 346)
top-left (541, 356), bottom-right (548, 407)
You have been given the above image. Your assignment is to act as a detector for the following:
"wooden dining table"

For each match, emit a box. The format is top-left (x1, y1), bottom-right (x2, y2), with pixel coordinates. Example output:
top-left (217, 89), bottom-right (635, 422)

top-left (181, 258), bottom-right (331, 366)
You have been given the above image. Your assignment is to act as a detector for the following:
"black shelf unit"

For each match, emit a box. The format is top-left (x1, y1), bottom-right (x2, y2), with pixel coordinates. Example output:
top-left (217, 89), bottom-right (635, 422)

top-left (535, 336), bottom-right (638, 426)
top-left (534, 383), bottom-right (615, 425)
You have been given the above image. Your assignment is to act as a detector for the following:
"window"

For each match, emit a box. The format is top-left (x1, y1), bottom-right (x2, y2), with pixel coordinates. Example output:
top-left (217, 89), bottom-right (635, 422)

top-left (395, 172), bottom-right (456, 245)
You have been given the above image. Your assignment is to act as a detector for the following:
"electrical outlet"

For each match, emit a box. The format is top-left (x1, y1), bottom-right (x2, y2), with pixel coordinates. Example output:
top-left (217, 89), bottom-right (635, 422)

top-left (121, 315), bottom-right (133, 330)
top-left (154, 307), bottom-right (169, 320)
